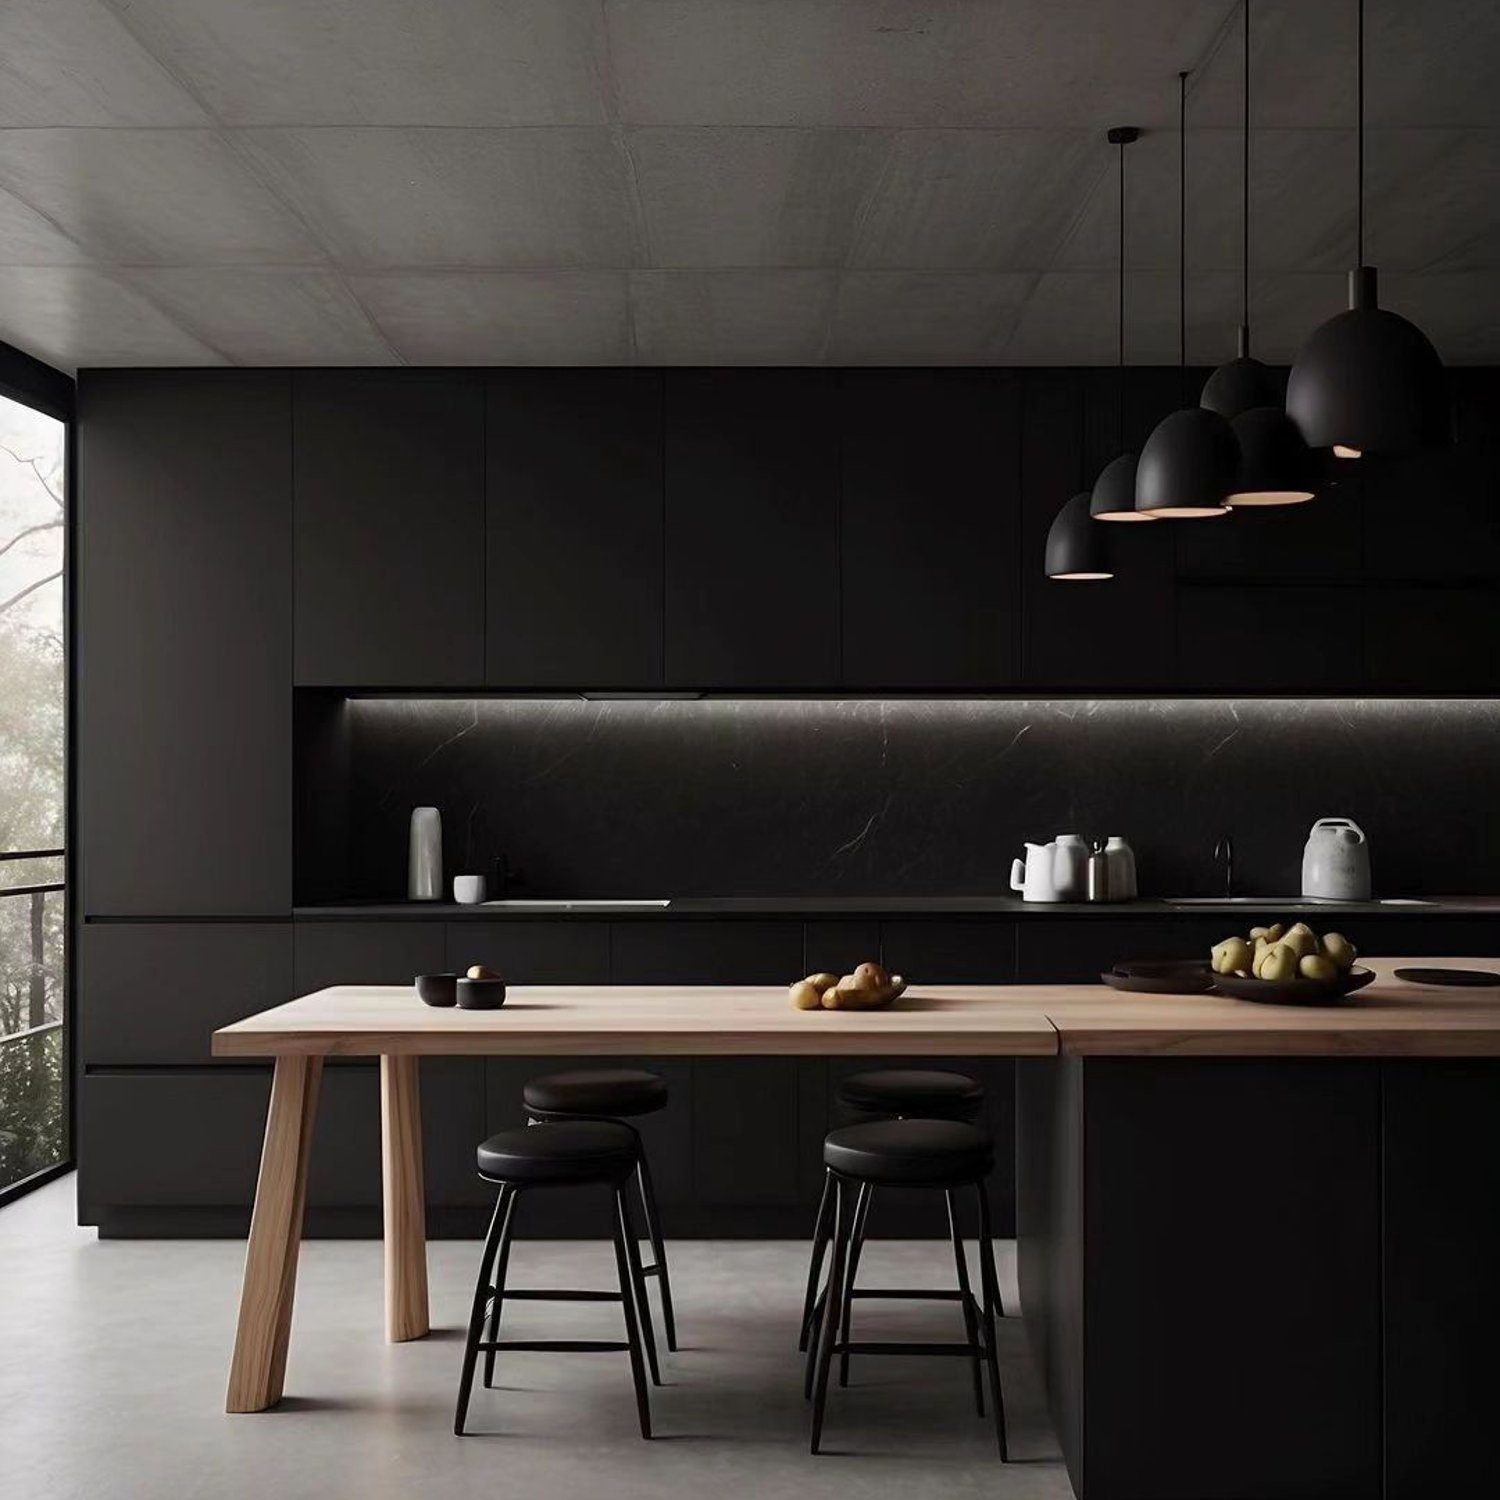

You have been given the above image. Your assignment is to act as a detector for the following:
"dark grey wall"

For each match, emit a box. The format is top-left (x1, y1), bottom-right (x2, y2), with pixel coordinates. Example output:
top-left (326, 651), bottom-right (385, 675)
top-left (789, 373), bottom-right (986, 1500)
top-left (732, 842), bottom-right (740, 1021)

top-left (325, 696), bottom-right (1500, 901)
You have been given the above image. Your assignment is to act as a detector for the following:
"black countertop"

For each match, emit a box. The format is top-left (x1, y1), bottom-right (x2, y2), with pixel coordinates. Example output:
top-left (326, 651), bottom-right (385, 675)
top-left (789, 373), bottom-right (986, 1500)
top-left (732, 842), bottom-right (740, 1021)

top-left (295, 895), bottom-right (1500, 921)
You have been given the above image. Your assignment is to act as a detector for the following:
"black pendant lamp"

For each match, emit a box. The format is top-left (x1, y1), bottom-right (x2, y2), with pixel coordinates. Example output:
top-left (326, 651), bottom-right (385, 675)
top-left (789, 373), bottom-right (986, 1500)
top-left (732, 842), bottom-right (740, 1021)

top-left (1046, 491), bottom-right (1114, 581)
top-left (1090, 127), bottom-right (1156, 522)
top-left (1201, 0), bottom-right (1315, 504)
top-left (1135, 71), bottom-right (1235, 519)
top-left (1286, 0), bottom-right (1448, 457)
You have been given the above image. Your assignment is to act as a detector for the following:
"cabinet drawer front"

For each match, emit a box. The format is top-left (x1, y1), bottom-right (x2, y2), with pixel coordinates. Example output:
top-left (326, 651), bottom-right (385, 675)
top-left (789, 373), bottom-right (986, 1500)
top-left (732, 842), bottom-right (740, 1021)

top-left (81, 922), bottom-right (291, 1066)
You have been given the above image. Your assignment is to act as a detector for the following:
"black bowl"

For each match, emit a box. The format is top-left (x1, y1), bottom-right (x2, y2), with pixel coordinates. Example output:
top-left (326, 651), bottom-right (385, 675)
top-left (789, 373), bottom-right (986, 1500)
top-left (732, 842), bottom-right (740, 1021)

top-left (1210, 965), bottom-right (1376, 1007)
top-left (457, 977), bottom-right (507, 1010)
top-left (415, 973), bottom-right (459, 1008)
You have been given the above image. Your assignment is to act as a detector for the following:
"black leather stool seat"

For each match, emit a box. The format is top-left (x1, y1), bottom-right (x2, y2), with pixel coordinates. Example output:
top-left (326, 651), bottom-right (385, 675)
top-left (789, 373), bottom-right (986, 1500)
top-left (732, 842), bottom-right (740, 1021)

top-left (837, 1068), bottom-right (983, 1120)
top-left (523, 1068), bottom-right (668, 1119)
top-left (824, 1119), bottom-right (993, 1186)
top-left (477, 1121), bottom-right (639, 1184)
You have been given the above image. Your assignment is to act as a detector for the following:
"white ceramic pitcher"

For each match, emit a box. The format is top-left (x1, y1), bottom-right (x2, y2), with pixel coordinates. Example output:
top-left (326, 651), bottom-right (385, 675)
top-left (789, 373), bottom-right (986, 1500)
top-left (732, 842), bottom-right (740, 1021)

top-left (1010, 841), bottom-right (1064, 902)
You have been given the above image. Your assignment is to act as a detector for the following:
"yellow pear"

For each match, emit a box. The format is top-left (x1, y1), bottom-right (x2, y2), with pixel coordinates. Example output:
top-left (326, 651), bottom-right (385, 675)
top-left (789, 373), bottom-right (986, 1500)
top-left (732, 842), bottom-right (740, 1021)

top-left (1299, 954), bottom-right (1338, 982)
top-left (1321, 934), bottom-right (1357, 972)
top-left (1212, 938), bottom-right (1251, 975)
top-left (1259, 943), bottom-right (1299, 984)
top-left (789, 980), bottom-right (823, 1010)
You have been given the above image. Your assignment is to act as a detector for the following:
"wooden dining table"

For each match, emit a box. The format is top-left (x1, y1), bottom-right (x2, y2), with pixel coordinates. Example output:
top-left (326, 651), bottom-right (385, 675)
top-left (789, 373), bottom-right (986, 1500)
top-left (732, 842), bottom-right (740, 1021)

top-left (212, 962), bottom-right (1500, 1420)
top-left (211, 982), bottom-right (1060, 1413)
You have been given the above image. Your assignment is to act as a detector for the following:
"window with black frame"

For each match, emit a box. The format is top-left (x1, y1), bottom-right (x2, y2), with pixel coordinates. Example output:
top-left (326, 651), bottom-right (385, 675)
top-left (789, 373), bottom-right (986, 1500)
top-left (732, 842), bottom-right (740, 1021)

top-left (0, 390), bottom-right (66, 1200)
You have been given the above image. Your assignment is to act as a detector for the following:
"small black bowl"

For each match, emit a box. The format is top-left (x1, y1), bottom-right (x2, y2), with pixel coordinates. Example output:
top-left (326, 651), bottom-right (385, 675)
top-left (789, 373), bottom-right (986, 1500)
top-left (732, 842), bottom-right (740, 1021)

top-left (457, 977), bottom-right (508, 1010)
top-left (415, 973), bottom-right (459, 1008)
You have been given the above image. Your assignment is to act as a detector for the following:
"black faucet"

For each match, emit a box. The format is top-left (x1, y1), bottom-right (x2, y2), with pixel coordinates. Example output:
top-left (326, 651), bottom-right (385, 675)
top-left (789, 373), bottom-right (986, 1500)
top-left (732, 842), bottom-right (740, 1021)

top-left (1213, 834), bottom-right (1234, 898)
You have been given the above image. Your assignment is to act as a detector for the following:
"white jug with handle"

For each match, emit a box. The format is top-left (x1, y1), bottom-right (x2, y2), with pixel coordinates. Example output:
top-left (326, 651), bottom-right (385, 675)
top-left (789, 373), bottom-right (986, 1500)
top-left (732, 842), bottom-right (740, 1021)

top-left (1010, 841), bottom-right (1064, 902)
top-left (1301, 817), bottom-right (1372, 901)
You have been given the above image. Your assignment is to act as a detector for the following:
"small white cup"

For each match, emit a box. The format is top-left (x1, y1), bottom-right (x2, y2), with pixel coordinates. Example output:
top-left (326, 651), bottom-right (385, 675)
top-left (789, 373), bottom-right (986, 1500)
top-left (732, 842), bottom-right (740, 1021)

top-left (452, 875), bottom-right (487, 905)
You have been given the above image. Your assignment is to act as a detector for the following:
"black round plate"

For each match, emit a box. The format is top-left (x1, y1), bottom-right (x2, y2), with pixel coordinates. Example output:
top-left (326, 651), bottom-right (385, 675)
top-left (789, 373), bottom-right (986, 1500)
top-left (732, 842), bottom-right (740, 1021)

top-left (1102, 960), bottom-right (1215, 995)
top-left (1211, 965), bottom-right (1376, 1006)
top-left (1394, 967), bottom-right (1500, 988)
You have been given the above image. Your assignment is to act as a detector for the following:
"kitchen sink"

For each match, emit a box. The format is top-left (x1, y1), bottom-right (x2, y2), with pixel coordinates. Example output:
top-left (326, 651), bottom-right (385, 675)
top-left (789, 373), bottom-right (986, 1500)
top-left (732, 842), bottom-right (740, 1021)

top-left (1168, 896), bottom-right (1432, 906)
top-left (480, 898), bottom-right (671, 910)
top-left (1170, 896), bottom-right (1290, 904)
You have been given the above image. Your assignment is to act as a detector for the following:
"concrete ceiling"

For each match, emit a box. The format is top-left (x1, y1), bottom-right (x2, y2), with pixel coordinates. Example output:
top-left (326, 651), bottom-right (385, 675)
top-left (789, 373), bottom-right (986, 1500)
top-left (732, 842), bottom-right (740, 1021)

top-left (0, 0), bottom-right (1495, 371)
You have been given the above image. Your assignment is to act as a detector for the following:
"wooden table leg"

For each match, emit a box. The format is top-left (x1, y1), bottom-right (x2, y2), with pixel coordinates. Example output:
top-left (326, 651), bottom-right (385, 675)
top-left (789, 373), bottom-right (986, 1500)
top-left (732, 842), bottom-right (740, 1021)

top-left (226, 1055), bottom-right (324, 1413)
top-left (381, 1054), bottom-right (430, 1342)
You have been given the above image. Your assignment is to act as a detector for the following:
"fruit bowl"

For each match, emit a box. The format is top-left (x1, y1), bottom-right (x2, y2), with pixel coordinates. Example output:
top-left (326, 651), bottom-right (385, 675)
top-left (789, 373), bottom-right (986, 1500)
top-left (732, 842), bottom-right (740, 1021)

top-left (1210, 965), bottom-right (1376, 1006)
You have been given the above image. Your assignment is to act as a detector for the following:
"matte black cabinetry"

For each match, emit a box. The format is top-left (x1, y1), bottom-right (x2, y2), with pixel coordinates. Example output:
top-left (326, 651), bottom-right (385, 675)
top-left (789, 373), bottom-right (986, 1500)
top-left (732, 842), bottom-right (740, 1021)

top-left (293, 373), bottom-right (484, 687)
top-left (77, 371), bottom-right (292, 916)
top-left (663, 371), bottom-right (839, 686)
top-left (80, 922), bottom-right (292, 1066)
top-left (839, 371), bottom-right (1021, 686)
top-left (486, 371), bottom-right (663, 687)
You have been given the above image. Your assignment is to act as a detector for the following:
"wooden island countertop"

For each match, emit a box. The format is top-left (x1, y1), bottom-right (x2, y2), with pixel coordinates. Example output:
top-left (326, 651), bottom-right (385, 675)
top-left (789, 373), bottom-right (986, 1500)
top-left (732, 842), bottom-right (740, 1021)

top-left (213, 957), bottom-right (1500, 1060)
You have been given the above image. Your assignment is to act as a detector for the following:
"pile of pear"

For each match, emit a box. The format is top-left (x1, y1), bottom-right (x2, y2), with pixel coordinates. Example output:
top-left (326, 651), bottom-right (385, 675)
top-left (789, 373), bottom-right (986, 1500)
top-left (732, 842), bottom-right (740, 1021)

top-left (1211, 922), bottom-right (1357, 985)
top-left (789, 961), bottom-right (908, 1011)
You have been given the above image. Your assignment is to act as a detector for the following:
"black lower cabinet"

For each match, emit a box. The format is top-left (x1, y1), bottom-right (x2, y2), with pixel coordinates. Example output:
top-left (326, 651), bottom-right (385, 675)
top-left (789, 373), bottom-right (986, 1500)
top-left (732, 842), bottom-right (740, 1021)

top-left (879, 920), bottom-right (1016, 981)
top-left (1019, 1057), bottom-right (1400, 1500)
top-left (293, 920), bottom-right (446, 990)
top-left (1382, 1061), bottom-right (1500, 1497)
top-left (79, 1059), bottom-right (489, 1231)
top-left (446, 920), bottom-right (610, 983)
top-left (80, 921), bottom-right (292, 1066)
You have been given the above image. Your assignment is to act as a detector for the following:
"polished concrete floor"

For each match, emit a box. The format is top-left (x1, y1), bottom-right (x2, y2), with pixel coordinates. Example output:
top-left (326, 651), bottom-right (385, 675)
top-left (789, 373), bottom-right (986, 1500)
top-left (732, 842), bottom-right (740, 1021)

top-left (1, 1175), bottom-right (1069, 1500)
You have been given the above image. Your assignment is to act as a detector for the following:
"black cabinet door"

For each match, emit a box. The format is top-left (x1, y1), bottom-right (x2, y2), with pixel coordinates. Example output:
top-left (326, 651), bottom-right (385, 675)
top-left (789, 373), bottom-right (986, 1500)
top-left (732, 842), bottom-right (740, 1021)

top-left (1364, 584), bottom-right (1498, 693)
top-left (1021, 370), bottom-right (1176, 690)
top-left (878, 920), bottom-right (1015, 983)
top-left (80, 921), bottom-right (291, 1066)
top-left (446, 920), bottom-right (610, 983)
top-left (486, 371), bottom-right (663, 687)
top-left (1176, 584), bottom-right (1362, 692)
top-left (1383, 1061), bottom-right (1500, 1497)
top-left (77, 371), bottom-right (291, 916)
top-left (294, 373), bottom-right (484, 686)
top-left (609, 920), bottom-right (803, 983)
top-left (839, 371), bottom-right (1020, 686)
top-left (662, 371), bottom-right (838, 687)
top-left (292, 920), bottom-right (446, 991)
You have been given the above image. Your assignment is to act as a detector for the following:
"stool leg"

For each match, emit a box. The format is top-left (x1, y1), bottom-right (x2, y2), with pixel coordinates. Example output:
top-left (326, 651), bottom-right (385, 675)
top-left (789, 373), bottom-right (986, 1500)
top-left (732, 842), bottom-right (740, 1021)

top-left (635, 1148), bottom-right (678, 1352)
top-left (454, 1185), bottom-right (513, 1436)
top-left (481, 1186), bottom-right (520, 1389)
top-left (617, 1186), bottom-right (661, 1386)
top-left (809, 1177), bottom-right (850, 1454)
top-left (837, 1182), bottom-right (872, 1388)
top-left (946, 1188), bottom-right (985, 1418)
top-left (798, 1171), bottom-right (834, 1353)
top-left (975, 1182), bottom-right (1009, 1462)
top-left (611, 1188), bottom-right (653, 1439)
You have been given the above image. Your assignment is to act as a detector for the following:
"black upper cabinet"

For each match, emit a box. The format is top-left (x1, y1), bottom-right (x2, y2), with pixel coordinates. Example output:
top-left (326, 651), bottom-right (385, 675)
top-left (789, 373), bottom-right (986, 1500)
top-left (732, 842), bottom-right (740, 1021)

top-left (486, 372), bottom-right (663, 687)
top-left (663, 371), bottom-right (839, 687)
top-left (294, 373), bottom-right (484, 687)
top-left (78, 372), bottom-right (291, 916)
top-left (839, 371), bottom-right (1021, 686)
top-left (1176, 584), bottom-right (1362, 692)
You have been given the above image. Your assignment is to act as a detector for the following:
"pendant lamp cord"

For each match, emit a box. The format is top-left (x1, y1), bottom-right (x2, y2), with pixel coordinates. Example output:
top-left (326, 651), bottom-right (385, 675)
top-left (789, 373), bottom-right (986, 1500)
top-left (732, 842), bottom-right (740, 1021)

top-left (1356, 0), bottom-right (1364, 265)
top-left (1178, 69), bottom-right (1187, 403)
top-left (1117, 131), bottom-right (1126, 444)
top-left (1242, 0), bottom-right (1250, 334)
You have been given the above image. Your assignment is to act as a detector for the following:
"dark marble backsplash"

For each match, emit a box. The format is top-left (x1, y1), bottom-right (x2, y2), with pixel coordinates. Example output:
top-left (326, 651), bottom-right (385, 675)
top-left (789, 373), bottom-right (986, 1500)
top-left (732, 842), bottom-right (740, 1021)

top-left (311, 697), bottom-right (1500, 901)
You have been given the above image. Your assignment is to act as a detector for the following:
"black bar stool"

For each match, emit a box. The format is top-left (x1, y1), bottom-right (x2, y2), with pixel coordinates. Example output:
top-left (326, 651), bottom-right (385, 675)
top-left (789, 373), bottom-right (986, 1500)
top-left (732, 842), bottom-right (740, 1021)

top-left (798, 1069), bottom-right (987, 1356)
top-left (523, 1067), bottom-right (678, 1351)
top-left (806, 1118), bottom-right (1008, 1459)
top-left (454, 1120), bottom-right (657, 1438)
